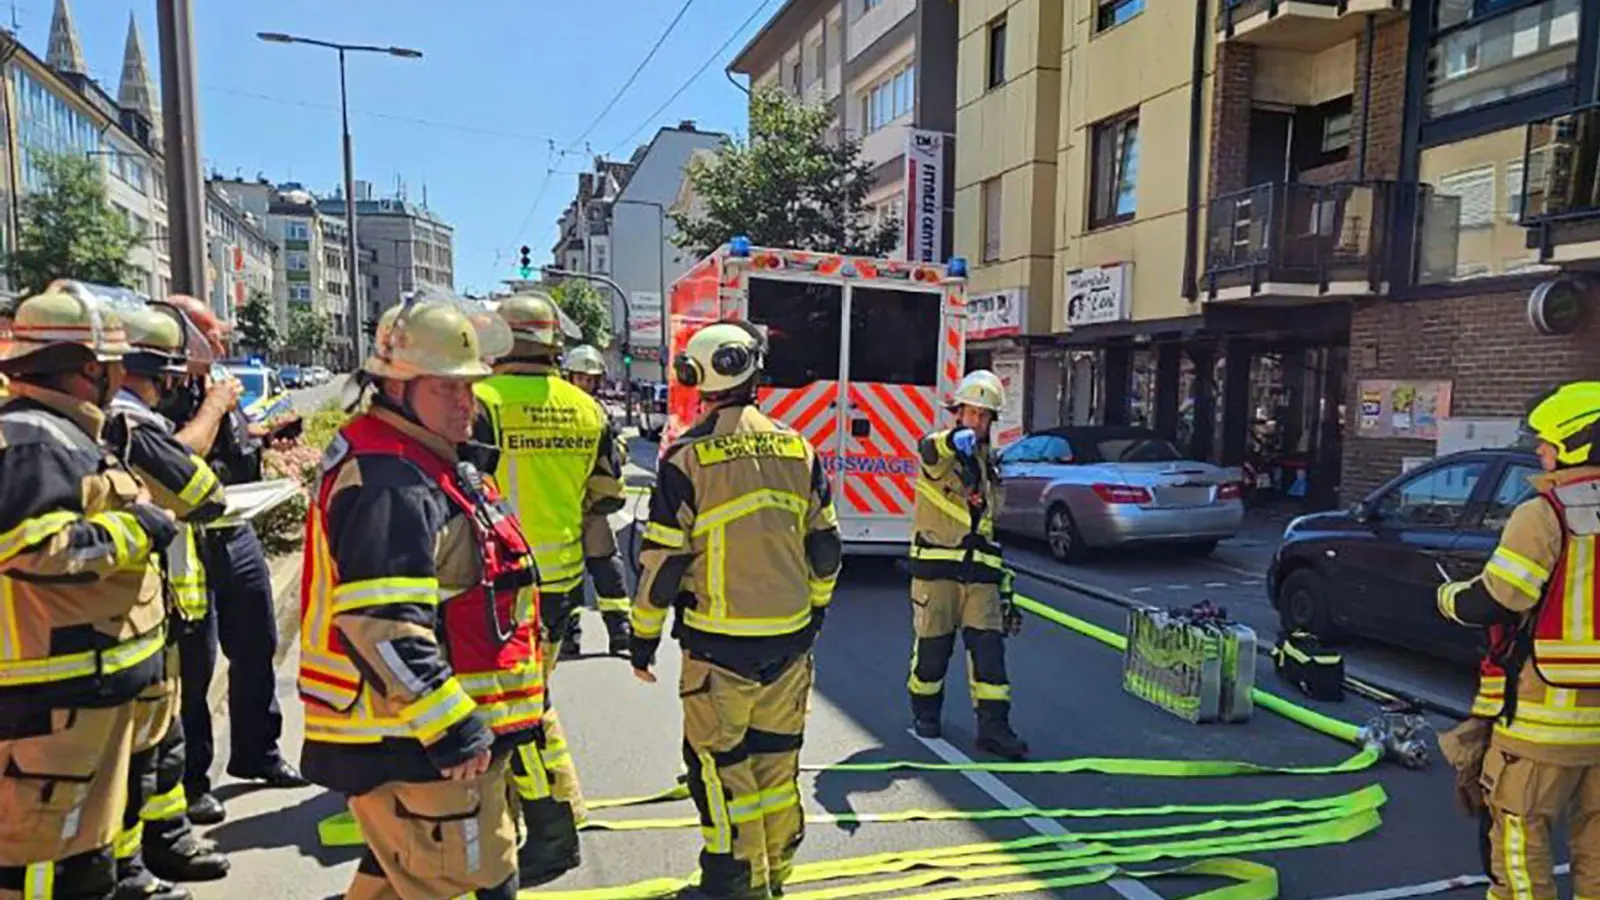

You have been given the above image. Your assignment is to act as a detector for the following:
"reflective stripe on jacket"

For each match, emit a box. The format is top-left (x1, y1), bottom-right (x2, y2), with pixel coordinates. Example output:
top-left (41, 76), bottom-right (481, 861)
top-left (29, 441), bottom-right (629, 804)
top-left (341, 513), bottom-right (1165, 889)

top-left (908, 429), bottom-right (1009, 586)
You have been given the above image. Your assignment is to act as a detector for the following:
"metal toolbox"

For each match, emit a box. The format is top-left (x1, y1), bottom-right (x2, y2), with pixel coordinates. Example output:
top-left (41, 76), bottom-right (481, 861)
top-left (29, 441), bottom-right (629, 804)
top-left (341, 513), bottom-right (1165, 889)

top-left (1122, 605), bottom-right (1256, 724)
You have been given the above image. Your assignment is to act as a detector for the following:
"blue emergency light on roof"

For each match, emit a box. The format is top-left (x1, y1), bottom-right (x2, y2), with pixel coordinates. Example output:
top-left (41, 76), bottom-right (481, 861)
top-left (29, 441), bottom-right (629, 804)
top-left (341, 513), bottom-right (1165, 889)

top-left (247, 356), bottom-right (264, 367)
top-left (947, 256), bottom-right (969, 278)
top-left (729, 235), bottom-right (752, 257)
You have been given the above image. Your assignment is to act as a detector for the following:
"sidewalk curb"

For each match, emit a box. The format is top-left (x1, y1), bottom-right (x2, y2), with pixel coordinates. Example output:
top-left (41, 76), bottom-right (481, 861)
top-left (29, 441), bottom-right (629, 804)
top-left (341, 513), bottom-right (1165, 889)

top-left (205, 553), bottom-right (302, 718)
top-left (1007, 558), bottom-right (1472, 721)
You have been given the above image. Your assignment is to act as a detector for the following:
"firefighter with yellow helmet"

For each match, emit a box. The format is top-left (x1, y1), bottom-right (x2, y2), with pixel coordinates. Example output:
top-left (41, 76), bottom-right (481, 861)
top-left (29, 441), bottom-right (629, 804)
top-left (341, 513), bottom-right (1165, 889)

top-left (1437, 381), bottom-right (1600, 899)
top-left (296, 293), bottom-right (549, 899)
top-left (907, 369), bottom-right (1028, 760)
top-left (474, 291), bottom-right (623, 879)
top-left (560, 343), bottom-right (632, 658)
top-left (98, 292), bottom-right (230, 900)
top-left (632, 320), bottom-right (841, 900)
top-left (0, 282), bottom-right (179, 898)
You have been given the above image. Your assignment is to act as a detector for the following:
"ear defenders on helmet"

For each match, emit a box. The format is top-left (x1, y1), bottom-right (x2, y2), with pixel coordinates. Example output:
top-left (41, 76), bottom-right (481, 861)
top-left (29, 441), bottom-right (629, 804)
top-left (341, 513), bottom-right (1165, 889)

top-left (673, 322), bottom-right (765, 388)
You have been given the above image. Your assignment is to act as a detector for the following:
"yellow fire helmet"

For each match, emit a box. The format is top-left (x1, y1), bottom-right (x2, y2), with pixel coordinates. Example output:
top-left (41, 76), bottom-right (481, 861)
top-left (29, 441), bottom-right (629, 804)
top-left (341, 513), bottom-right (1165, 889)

top-left (566, 344), bottom-right (606, 376)
top-left (1526, 381), bottom-right (1600, 466)
top-left (674, 321), bottom-right (764, 394)
top-left (496, 291), bottom-right (563, 350)
top-left (1, 280), bottom-right (133, 363)
top-left (949, 369), bottom-right (1005, 413)
top-left (365, 290), bottom-right (511, 381)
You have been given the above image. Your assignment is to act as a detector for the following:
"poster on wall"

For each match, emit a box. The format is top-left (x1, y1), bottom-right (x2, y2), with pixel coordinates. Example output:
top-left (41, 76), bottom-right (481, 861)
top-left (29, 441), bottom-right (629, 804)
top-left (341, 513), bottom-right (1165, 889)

top-left (903, 130), bottom-right (946, 264)
top-left (966, 289), bottom-right (1024, 340)
top-left (1064, 264), bottom-right (1131, 327)
top-left (629, 291), bottom-right (663, 348)
top-left (1354, 380), bottom-right (1454, 440)
top-left (992, 353), bottom-right (1025, 448)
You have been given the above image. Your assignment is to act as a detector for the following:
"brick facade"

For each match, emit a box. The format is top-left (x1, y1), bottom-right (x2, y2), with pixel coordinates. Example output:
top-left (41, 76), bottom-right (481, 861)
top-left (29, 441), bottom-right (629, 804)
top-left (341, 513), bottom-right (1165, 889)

top-left (1341, 288), bottom-right (1600, 503)
top-left (1206, 42), bottom-right (1255, 199)
top-left (1299, 18), bottom-right (1410, 186)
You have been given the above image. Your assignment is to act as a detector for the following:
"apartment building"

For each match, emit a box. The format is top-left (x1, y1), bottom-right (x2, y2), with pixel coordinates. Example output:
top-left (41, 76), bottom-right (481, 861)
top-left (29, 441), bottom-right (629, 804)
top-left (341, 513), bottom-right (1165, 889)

top-left (729, 0), bottom-right (958, 260)
top-left (203, 183), bottom-right (275, 328)
top-left (323, 182), bottom-right (455, 325)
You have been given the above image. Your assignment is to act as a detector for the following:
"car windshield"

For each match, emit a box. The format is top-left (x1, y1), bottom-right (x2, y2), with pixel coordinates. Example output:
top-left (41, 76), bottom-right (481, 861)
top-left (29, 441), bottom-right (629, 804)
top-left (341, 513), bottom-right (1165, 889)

top-left (1095, 437), bottom-right (1184, 463)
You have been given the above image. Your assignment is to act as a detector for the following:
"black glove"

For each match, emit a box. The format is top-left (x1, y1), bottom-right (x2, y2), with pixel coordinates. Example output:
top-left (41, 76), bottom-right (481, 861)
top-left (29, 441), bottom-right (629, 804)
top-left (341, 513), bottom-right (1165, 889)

top-left (1001, 599), bottom-right (1022, 637)
top-left (128, 502), bottom-right (178, 550)
top-left (630, 635), bottom-right (660, 673)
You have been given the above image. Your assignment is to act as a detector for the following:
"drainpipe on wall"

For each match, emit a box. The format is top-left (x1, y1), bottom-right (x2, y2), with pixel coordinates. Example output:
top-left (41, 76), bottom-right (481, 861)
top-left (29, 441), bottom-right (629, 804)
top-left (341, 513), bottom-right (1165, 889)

top-left (1355, 13), bottom-right (1375, 181)
top-left (1181, 0), bottom-right (1210, 303)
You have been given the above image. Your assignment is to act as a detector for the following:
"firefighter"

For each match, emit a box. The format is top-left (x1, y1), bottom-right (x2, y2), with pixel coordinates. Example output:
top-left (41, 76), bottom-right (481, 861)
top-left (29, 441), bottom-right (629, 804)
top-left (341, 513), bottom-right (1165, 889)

top-left (632, 320), bottom-right (841, 900)
top-left (474, 292), bottom-right (623, 877)
top-left (297, 295), bottom-right (555, 899)
top-left (1437, 381), bottom-right (1600, 900)
top-left (0, 284), bottom-right (178, 899)
top-left (563, 343), bottom-right (632, 658)
top-left (907, 369), bottom-right (1027, 760)
top-left (102, 298), bottom-right (230, 899)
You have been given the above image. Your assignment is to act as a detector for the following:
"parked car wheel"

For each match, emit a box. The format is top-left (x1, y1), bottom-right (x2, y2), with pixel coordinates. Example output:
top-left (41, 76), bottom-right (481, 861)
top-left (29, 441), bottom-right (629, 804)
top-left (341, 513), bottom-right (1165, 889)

top-left (1046, 504), bottom-right (1091, 563)
top-left (1276, 568), bottom-right (1343, 640)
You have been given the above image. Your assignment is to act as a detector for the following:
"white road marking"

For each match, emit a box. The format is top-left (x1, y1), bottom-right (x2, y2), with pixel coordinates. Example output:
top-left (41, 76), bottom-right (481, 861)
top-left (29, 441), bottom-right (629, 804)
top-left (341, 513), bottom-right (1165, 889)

top-left (1129, 587), bottom-right (1153, 594)
top-left (1164, 584), bottom-right (1192, 590)
top-left (912, 731), bottom-right (1167, 900)
top-left (1204, 582), bottom-right (1230, 588)
top-left (1302, 864), bottom-right (1569, 900)
top-left (1203, 560), bottom-right (1268, 579)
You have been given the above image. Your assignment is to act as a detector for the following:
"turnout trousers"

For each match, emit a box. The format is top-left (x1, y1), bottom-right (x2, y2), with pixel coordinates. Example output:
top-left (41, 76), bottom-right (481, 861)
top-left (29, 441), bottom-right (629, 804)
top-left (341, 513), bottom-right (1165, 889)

top-left (0, 702), bottom-right (138, 900)
top-left (1480, 742), bottom-right (1600, 900)
top-left (116, 653), bottom-right (185, 884)
top-left (507, 726), bottom-right (582, 885)
top-left (342, 756), bottom-right (520, 900)
top-left (681, 651), bottom-right (812, 900)
top-left (581, 515), bottom-right (631, 629)
top-left (534, 587), bottom-right (587, 825)
top-left (907, 578), bottom-right (1012, 729)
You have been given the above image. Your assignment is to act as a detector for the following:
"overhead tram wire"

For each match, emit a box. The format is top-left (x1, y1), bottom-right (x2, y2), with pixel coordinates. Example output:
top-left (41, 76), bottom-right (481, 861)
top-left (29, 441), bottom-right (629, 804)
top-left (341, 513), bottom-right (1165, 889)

top-left (607, 0), bottom-right (780, 157)
top-left (564, 0), bottom-right (701, 153)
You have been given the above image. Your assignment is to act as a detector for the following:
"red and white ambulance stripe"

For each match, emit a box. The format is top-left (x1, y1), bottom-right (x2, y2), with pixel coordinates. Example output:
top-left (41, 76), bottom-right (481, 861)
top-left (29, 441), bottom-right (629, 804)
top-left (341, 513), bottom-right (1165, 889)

top-left (841, 383), bottom-right (937, 517)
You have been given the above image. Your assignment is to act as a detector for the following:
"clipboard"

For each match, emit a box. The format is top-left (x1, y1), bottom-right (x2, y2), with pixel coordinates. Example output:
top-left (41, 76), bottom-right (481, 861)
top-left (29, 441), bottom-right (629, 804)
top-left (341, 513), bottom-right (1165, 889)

top-left (212, 479), bottom-right (303, 528)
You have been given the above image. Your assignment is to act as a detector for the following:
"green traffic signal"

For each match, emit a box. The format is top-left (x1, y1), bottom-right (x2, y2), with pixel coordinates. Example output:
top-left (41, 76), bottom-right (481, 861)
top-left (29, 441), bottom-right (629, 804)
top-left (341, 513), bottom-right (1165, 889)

top-left (518, 264), bottom-right (533, 279)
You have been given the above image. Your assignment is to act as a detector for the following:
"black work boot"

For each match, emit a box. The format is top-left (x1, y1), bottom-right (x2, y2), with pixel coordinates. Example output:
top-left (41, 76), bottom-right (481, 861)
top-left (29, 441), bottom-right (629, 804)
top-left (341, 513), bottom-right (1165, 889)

top-left (559, 625), bottom-right (583, 660)
top-left (185, 792), bottom-right (225, 825)
top-left (911, 692), bottom-right (943, 740)
top-left (145, 833), bottom-right (230, 883)
top-left (975, 719), bottom-right (1029, 760)
top-left (603, 612), bottom-right (632, 657)
top-left (113, 857), bottom-right (192, 900)
top-left (518, 797), bottom-right (581, 887)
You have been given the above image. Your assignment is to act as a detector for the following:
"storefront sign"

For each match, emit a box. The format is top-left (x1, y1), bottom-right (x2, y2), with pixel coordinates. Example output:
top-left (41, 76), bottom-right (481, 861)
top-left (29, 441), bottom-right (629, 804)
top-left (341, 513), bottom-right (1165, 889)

top-left (629, 291), bottom-right (662, 347)
top-left (903, 130), bottom-right (945, 264)
top-left (1356, 379), bottom-right (1453, 440)
top-left (992, 352), bottom-right (1025, 447)
top-left (1527, 277), bottom-right (1588, 335)
top-left (1065, 263), bottom-right (1131, 327)
top-left (966, 289), bottom-right (1024, 340)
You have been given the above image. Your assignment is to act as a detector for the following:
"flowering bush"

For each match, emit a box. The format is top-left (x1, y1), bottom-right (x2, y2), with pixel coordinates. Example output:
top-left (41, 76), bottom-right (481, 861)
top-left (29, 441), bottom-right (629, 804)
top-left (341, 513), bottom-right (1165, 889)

top-left (253, 408), bottom-right (349, 555)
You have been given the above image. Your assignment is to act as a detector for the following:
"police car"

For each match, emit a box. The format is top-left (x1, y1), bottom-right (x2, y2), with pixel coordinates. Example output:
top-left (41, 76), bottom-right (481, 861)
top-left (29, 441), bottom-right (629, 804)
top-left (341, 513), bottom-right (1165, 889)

top-left (222, 359), bottom-right (302, 440)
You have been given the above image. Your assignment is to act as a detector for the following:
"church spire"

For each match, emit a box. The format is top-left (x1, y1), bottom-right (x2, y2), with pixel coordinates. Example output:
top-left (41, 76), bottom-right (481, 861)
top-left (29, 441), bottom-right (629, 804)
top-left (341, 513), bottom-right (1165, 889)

top-left (118, 13), bottom-right (160, 126)
top-left (45, 0), bottom-right (85, 74)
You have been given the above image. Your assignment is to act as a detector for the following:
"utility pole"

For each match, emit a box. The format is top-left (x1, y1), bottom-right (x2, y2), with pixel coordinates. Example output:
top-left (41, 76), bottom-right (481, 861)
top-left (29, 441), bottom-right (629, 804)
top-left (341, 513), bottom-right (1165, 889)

top-left (156, 0), bottom-right (207, 299)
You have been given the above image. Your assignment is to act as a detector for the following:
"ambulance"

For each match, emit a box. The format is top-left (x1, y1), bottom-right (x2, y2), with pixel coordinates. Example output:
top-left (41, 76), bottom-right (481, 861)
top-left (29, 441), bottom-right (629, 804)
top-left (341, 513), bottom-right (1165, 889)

top-left (664, 236), bottom-right (970, 553)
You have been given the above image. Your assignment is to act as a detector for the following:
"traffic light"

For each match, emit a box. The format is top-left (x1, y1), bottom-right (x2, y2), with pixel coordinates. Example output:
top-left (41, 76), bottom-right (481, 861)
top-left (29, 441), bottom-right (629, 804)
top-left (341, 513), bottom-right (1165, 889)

top-left (517, 245), bottom-right (532, 280)
top-left (621, 348), bottom-right (633, 368)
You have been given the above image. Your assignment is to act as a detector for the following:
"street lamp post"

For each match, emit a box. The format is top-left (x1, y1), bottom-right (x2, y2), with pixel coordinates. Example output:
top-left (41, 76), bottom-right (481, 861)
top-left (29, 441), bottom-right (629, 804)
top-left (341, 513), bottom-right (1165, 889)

top-left (541, 266), bottom-right (634, 426)
top-left (256, 31), bottom-right (422, 364)
top-left (615, 198), bottom-right (670, 380)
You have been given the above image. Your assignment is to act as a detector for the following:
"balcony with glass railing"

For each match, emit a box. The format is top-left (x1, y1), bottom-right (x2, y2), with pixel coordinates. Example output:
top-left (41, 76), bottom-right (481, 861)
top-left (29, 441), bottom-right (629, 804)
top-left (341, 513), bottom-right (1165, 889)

top-left (1216, 0), bottom-right (1406, 50)
top-left (1520, 102), bottom-right (1600, 264)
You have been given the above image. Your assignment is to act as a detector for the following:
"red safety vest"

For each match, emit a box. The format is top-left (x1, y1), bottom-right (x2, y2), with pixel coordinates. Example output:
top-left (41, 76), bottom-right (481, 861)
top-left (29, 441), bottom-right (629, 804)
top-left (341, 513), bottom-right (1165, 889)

top-left (1529, 475), bottom-right (1600, 688)
top-left (297, 413), bottom-right (543, 746)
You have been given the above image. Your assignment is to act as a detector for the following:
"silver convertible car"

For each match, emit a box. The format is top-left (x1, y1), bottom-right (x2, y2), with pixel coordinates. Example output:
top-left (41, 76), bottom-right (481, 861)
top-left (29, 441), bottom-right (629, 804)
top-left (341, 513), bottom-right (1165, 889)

top-left (994, 426), bottom-right (1244, 562)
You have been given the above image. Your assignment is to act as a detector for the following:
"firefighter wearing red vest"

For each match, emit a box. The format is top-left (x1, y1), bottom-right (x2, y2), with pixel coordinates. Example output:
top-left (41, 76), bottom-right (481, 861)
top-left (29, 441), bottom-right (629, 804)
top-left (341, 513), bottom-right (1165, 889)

top-left (632, 321), bottom-right (841, 900)
top-left (297, 295), bottom-right (557, 899)
top-left (907, 370), bottom-right (1028, 760)
top-left (0, 284), bottom-right (178, 899)
top-left (1437, 381), bottom-right (1600, 900)
top-left (562, 343), bottom-right (632, 658)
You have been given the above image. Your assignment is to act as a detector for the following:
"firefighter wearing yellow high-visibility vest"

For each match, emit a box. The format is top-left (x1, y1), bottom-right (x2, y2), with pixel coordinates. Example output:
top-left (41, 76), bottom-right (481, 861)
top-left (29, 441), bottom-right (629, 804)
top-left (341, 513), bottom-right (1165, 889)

top-left (297, 296), bottom-right (549, 899)
top-left (562, 343), bottom-right (632, 658)
top-left (0, 285), bottom-right (179, 899)
top-left (473, 291), bottom-right (623, 876)
top-left (103, 298), bottom-right (230, 900)
top-left (1437, 381), bottom-right (1600, 900)
top-left (631, 321), bottom-right (841, 900)
top-left (907, 370), bottom-right (1028, 761)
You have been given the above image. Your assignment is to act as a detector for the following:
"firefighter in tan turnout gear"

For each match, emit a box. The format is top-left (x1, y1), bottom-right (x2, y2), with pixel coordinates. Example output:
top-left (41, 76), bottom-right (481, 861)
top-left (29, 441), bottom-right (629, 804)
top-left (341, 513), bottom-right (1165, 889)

top-left (631, 320), bottom-right (841, 900)
top-left (907, 370), bottom-right (1028, 760)
top-left (562, 343), bottom-right (632, 658)
top-left (0, 284), bottom-right (179, 899)
top-left (297, 296), bottom-right (548, 900)
top-left (1437, 381), bottom-right (1600, 900)
top-left (101, 295), bottom-right (230, 900)
top-left (474, 293), bottom-right (624, 880)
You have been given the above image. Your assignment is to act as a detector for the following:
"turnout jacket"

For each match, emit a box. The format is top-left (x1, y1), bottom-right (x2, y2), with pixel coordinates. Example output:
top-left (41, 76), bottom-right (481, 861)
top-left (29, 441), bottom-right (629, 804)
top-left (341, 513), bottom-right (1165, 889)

top-left (909, 428), bottom-right (1012, 589)
top-left (0, 384), bottom-right (174, 727)
top-left (633, 401), bottom-right (841, 675)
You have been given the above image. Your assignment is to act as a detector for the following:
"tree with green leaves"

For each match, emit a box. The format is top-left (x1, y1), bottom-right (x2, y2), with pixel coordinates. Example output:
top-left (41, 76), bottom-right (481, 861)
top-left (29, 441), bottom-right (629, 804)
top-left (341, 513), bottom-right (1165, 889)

top-left (237, 290), bottom-right (280, 356)
top-left (669, 88), bottom-right (899, 258)
top-left (549, 278), bottom-right (612, 349)
top-left (8, 151), bottom-right (139, 294)
top-left (286, 306), bottom-right (331, 363)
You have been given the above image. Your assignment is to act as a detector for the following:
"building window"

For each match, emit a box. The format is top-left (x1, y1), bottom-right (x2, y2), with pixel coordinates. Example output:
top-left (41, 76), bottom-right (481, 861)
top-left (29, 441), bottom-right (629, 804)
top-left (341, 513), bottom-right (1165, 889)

top-left (286, 221), bottom-right (310, 241)
top-left (1425, 0), bottom-right (1580, 119)
top-left (862, 65), bottom-right (916, 133)
top-left (811, 41), bottom-right (825, 79)
top-left (987, 16), bottom-right (1007, 89)
top-left (1089, 110), bottom-right (1141, 229)
top-left (1096, 0), bottom-right (1145, 31)
top-left (980, 178), bottom-right (1002, 263)
top-left (286, 250), bottom-right (310, 271)
top-left (1438, 166), bottom-right (1496, 228)
top-left (864, 0), bottom-right (883, 10)
top-left (791, 59), bottom-right (802, 91)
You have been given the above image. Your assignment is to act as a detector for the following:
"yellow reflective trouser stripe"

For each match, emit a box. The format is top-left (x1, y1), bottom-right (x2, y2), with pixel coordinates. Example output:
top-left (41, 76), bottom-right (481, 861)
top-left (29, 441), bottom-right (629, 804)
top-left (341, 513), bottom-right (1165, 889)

top-left (631, 603), bottom-right (669, 638)
top-left (1503, 813), bottom-right (1535, 900)
top-left (909, 638), bottom-right (941, 696)
top-left (681, 606), bottom-right (813, 637)
top-left (141, 783), bottom-right (187, 822)
top-left (726, 790), bottom-right (764, 824)
top-left (114, 820), bottom-right (144, 859)
top-left (513, 742), bottom-right (552, 801)
top-left (89, 511), bottom-right (151, 567)
top-left (595, 595), bottom-right (630, 613)
top-left (758, 782), bottom-right (799, 815)
top-left (910, 544), bottom-right (1006, 571)
top-left (0, 510), bottom-right (77, 564)
top-left (643, 521), bottom-right (685, 548)
top-left (330, 577), bottom-right (439, 614)
top-left (698, 749), bottom-right (733, 853)
top-left (23, 861), bottom-right (53, 899)
top-left (0, 624), bottom-right (165, 687)
top-left (177, 460), bottom-right (220, 508)
top-left (971, 680), bottom-right (1011, 701)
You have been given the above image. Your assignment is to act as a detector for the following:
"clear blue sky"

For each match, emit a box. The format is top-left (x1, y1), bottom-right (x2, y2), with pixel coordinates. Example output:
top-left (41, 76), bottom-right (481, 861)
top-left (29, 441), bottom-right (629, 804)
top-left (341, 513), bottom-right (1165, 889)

top-left (54, 0), bottom-right (765, 294)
